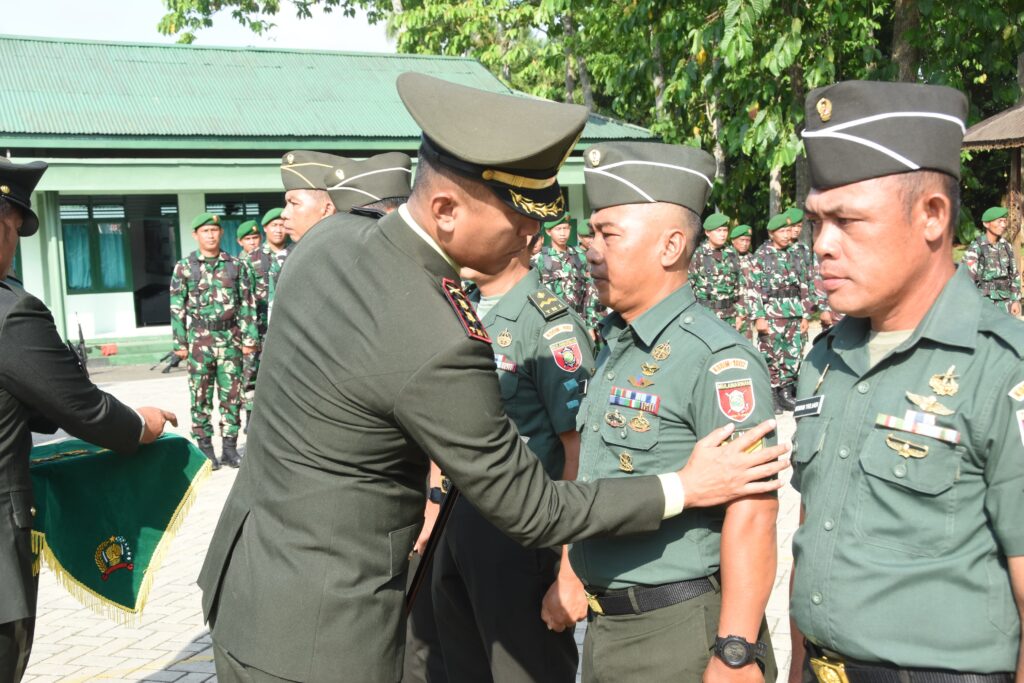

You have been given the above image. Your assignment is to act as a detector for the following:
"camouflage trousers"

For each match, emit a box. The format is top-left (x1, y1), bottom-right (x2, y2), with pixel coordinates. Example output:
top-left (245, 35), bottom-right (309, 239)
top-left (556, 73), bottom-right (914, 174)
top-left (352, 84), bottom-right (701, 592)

top-left (241, 350), bottom-right (261, 414)
top-left (188, 342), bottom-right (244, 439)
top-left (758, 317), bottom-right (805, 388)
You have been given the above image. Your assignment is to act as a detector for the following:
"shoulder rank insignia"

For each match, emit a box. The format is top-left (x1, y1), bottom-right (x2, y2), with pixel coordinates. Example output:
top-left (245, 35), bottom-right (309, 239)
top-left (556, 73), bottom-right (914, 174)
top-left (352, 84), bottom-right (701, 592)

top-left (442, 278), bottom-right (491, 343)
top-left (528, 289), bottom-right (568, 320)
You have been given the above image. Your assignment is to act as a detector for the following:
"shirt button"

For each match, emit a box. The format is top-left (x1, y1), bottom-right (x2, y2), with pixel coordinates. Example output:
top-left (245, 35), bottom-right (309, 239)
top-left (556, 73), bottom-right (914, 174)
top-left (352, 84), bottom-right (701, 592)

top-left (893, 464), bottom-right (907, 478)
top-left (580, 476), bottom-right (589, 482)
top-left (857, 382), bottom-right (870, 394)
top-left (592, 424), bottom-right (600, 432)
top-left (683, 315), bottom-right (694, 324)
top-left (838, 447), bottom-right (849, 459)
top-left (823, 519), bottom-right (834, 531)
top-left (619, 430), bottom-right (628, 439)
top-left (811, 592), bottom-right (823, 605)
top-left (606, 372), bottom-right (615, 380)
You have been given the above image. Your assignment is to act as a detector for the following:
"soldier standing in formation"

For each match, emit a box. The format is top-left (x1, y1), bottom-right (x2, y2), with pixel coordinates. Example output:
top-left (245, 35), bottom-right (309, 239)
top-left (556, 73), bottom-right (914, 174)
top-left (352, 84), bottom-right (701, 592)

top-left (169, 213), bottom-right (258, 470)
top-left (790, 80), bottom-right (1023, 683)
top-left (235, 220), bottom-right (261, 256)
top-left (534, 212), bottom-right (603, 336)
top-left (431, 236), bottom-right (594, 683)
top-left (577, 221), bottom-right (594, 251)
top-left (751, 214), bottom-right (812, 413)
top-left (575, 141), bottom-right (778, 681)
top-left (729, 224), bottom-right (758, 340)
top-left (786, 209), bottom-right (833, 329)
top-left (689, 212), bottom-right (746, 331)
top-left (260, 208), bottom-right (290, 309)
top-left (963, 205), bottom-right (1021, 316)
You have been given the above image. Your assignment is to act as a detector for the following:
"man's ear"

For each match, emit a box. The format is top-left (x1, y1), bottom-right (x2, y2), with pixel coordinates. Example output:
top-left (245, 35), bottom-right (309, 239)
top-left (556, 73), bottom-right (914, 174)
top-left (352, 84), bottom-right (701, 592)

top-left (322, 198), bottom-right (337, 218)
top-left (660, 227), bottom-right (687, 269)
top-left (431, 189), bottom-right (460, 240)
top-left (919, 190), bottom-right (953, 244)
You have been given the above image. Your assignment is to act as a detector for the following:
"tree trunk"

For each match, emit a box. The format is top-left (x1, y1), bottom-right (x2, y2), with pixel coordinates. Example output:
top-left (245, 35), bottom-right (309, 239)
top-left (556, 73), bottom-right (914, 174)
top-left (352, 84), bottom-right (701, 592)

top-left (891, 0), bottom-right (920, 82)
top-left (790, 64), bottom-right (810, 212)
top-left (769, 166), bottom-right (783, 218)
top-left (577, 53), bottom-right (595, 111)
top-left (707, 99), bottom-right (727, 188)
top-left (652, 29), bottom-right (666, 122)
top-left (561, 14), bottom-right (576, 104)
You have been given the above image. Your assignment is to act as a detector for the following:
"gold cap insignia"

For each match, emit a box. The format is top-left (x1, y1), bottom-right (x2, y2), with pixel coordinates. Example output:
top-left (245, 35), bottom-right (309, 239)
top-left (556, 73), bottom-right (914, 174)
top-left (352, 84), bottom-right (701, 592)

top-left (0, 185), bottom-right (9, 195)
top-left (587, 148), bottom-right (601, 167)
top-left (816, 98), bottom-right (833, 122)
top-left (211, 215), bottom-right (219, 224)
top-left (335, 169), bottom-right (345, 181)
top-left (286, 153), bottom-right (295, 164)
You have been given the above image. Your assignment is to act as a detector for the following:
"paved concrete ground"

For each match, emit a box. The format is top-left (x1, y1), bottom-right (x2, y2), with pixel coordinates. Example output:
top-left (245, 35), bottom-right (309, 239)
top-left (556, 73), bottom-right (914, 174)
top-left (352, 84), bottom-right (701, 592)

top-left (24, 372), bottom-right (799, 682)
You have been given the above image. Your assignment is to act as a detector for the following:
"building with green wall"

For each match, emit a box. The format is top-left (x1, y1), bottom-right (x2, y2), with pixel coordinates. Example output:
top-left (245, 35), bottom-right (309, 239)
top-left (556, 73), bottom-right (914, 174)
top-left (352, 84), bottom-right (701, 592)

top-left (0, 34), bottom-right (651, 342)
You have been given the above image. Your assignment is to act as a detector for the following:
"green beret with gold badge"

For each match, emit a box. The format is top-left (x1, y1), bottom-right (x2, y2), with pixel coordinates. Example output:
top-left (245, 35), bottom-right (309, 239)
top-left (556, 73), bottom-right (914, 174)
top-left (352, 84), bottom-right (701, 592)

top-left (703, 212), bottom-right (730, 231)
top-left (0, 158), bottom-right (48, 237)
top-left (191, 213), bottom-right (221, 231)
top-left (981, 206), bottom-right (1008, 223)
top-left (261, 208), bottom-right (283, 227)
top-left (584, 141), bottom-right (717, 215)
top-left (766, 214), bottom-right (788, 232)
top-left (784, 207), bottom-right (804, 225)
top-left (729, 224), bottom-right (752, 239)
top-left (236, 220), bottom-right (259, 240)
top-left (577, 222), bottom-right (592, 237)
top-left (801, 80), bottom-right (968, 190)
top-left (542, 212), bottom-right (571, 230)
top-left (280, 151), bottom-right (349, 192)
top-left (323, 152), bottom-right (413, 214)
top-left (396, 72), bottom-right (588, 222)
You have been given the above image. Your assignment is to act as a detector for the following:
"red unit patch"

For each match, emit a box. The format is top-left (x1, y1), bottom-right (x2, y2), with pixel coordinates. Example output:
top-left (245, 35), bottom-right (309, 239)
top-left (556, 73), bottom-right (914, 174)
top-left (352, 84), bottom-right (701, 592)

top-left (549, 337), bottom-right (583, 373)
top-left (716, 378), bottom-right (755, 422)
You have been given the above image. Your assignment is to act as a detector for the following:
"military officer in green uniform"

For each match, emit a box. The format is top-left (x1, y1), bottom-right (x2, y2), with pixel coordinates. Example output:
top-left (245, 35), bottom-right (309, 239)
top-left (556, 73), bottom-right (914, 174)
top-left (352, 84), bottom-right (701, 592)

top-left (963, 206), bottom-right (1022, 315)
top-left (752, 214), bottom-right (812, 412)
top-left (279, 150), bottom-right (342, 242)
top-left (199, 74), bottom-right (788, 683)
top-left (690, 212), bottom-right (746, 330)
top-left (573, 141), bottom-right (780, 683)
top-left (432, 238), bottom-right (594, 682)
top-left (169, 213), bottom-right (258, 469)
top-left (789, 80), bottom-right (1024, 682)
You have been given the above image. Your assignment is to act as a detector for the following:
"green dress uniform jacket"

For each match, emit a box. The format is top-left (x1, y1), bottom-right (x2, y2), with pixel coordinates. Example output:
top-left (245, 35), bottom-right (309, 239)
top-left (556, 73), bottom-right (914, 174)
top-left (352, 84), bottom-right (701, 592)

top-left (570, 284), bottom-right (775, 589)
top-left (198, 210), bottom-right (669, 683)
top-left (0, 283), bottom-right (141, 626)
top-left (791, 267), bottom-right (1024, 672)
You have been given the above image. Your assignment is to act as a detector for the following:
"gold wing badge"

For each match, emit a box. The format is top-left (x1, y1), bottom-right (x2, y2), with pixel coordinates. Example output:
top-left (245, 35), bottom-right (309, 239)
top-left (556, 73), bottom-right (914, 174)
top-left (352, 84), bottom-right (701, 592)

top-left (905, 392), bottom-right (953, 416)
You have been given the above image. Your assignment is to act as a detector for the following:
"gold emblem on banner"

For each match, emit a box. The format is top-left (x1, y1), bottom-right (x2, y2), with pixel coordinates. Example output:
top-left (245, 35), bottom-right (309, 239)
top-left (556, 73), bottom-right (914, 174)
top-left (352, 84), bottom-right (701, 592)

top-left (496, 329), bottom-right (513, 347)
top-left (928, 366), bottom-right (959, 396)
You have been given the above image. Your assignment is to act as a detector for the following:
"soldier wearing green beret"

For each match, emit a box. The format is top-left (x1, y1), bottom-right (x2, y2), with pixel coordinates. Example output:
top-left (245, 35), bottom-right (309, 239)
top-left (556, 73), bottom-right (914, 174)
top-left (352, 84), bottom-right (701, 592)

top-left (574, 140), bottom-right (780, 682)
top-left (236, 220), bottom-right (261, 256)
top-left (279, 151), bottom-right (343, 242)
top-left (728, 224), bottom-right (758, 339)
top-left (689, 212), bottom-right (747, 330)
top-left (199, 74), bottom-right (787, 683)
top-left (534, 212), bottom-right (603, 337)
top-left (578, 221), bottom-right (594, 251)
top-left (790, 80), bottom-right (1024, 682)
top-left (169, 213), bottom-right (258, 469)
top-left (751, 213), bottom-right (812, 412)
top-left (963, 206), bottom-right (1021, 316)
top-left (430, 235), bottom-right (595, 682)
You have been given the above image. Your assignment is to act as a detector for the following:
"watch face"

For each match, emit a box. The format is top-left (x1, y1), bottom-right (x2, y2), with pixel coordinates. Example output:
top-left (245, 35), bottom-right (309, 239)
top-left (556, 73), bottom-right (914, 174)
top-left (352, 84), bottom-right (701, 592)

top-left (722, 640), bottom-right (749, 665)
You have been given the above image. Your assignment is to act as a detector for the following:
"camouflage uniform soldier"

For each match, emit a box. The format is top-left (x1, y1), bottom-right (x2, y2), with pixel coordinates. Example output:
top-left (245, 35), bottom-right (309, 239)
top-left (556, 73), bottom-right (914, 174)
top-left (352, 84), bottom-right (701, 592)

top-left (964, 205), bottom-right (1022, 315)
top-left (727, 223), bottom-right (757, 338)
top-left (240, 209), bottom-right (289, 424)
top-left (170, 213), bottom-right (258, 469)
top-left (533, 213), bottom-right (603, 333)
top-left (785, 207), bottom-right (834, 328)
top-left (751, 213), bottom-right (811, 412)
top-left (689, 212), bottom-right (746, 329)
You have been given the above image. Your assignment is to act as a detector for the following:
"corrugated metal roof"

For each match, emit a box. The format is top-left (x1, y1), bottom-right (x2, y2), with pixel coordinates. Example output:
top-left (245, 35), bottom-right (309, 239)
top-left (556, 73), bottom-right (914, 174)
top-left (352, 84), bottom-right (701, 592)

top-left (0, 35), bottom-right (651, 147)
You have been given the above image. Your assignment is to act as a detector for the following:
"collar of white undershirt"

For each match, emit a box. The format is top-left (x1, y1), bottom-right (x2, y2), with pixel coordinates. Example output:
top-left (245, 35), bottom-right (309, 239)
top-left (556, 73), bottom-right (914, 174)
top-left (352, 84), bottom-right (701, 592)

top-left (398, 203), bottom-right (461, 273)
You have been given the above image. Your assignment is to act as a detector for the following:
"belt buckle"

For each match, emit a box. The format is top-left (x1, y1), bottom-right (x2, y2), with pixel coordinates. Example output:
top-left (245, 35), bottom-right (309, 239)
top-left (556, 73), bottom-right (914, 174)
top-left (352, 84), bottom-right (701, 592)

top-left (584, 591), bottom-right (604, 615)
top-left (810, 656), bottom-right (849, 683)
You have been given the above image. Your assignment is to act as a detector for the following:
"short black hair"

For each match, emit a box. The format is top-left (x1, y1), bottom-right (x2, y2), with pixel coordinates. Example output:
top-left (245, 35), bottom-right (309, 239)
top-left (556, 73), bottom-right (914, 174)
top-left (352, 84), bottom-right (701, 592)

top-left (359, 196), bottom-right (407, 215)
top-left (896, 170), bottom-right (960, 233)
top-left (0, 198), bottom-right (22, 221)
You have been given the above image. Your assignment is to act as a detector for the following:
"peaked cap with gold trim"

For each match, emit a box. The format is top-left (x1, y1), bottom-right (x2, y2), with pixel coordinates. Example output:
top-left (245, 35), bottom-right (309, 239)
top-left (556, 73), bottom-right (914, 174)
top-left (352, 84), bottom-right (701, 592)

top-left (584, 141), bottom-right (716, 214)
top-left (0, 158), bottom-right (48, 237)
top-left (323, 152), bottom-right (412, 214)
top-left (802, 80), bottom-right (967, 190)
top-left (397, 72), bottom-right (588, 222)
top-left (280, 151), bottom-right (349, 191)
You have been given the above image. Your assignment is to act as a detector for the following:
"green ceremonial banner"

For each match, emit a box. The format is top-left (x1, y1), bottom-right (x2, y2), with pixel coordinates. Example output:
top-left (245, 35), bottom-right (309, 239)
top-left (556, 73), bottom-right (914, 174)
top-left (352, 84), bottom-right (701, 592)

top-left (30, 434), bottom-right (212, 623)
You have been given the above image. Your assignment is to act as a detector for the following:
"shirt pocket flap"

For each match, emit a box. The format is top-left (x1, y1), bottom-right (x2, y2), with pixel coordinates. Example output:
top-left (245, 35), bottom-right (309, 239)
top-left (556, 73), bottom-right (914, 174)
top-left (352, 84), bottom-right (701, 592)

top-left (793, 417), bottom-right (829, 465)
top-left (599, 410), bottom-right (659, 451)
top-left (859, 433), bottom-right (960, 495)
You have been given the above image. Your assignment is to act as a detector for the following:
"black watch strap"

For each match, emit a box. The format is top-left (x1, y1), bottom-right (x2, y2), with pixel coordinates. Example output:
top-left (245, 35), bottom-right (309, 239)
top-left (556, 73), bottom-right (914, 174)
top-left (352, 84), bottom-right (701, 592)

top-left (713, 635), bottom-right (767, 667)
top-left (428, 487), bottom-right (444, 504)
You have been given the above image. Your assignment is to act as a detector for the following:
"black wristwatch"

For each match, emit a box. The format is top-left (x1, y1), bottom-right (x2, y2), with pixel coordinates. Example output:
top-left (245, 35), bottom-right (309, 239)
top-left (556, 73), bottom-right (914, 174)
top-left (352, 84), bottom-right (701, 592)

top-left (712, 635), bottom-right (768, 668)
top-left (428, 487), bottom-right (444, 504)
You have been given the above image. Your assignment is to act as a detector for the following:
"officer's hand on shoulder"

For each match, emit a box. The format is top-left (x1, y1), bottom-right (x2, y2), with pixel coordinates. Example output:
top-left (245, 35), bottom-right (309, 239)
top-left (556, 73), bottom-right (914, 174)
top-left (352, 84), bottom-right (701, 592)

top-left (138, 407), bottom-right (178, 444)
top-left (678, 420), bottom-right (789, 509)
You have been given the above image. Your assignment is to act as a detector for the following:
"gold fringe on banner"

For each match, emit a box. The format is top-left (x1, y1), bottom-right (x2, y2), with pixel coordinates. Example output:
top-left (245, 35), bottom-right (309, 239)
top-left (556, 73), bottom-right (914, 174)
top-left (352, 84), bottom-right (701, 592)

top-left (30, 459), bottom-right (213, 626)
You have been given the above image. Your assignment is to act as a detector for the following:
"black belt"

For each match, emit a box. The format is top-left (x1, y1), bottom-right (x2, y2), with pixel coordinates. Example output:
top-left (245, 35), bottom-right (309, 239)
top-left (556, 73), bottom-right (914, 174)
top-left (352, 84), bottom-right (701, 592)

top-left (585, 575), bottom-right (716, 616)
top-left (196, 318), bottom-right (236, 332)
top-left (806, 643), bottom-right (1014, 683)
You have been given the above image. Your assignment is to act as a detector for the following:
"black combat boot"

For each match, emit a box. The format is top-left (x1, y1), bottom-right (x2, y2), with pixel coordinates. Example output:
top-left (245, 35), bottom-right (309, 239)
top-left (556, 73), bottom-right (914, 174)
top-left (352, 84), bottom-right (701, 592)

top-left (779, 384), bottom-right (797, 411)
top-left (197, 436), bottom-right (221, 471)
top-left (221, 436), bottom-right (242, 468)
top-left (772, 388), bottom-right (783, 416)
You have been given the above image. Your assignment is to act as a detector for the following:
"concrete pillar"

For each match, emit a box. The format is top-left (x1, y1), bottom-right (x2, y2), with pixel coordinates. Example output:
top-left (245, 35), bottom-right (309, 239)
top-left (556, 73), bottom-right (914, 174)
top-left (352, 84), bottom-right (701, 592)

top-left (30, 191), bottom-right (68, 338)
top-left (177, 192), bottom-right (206, 259)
